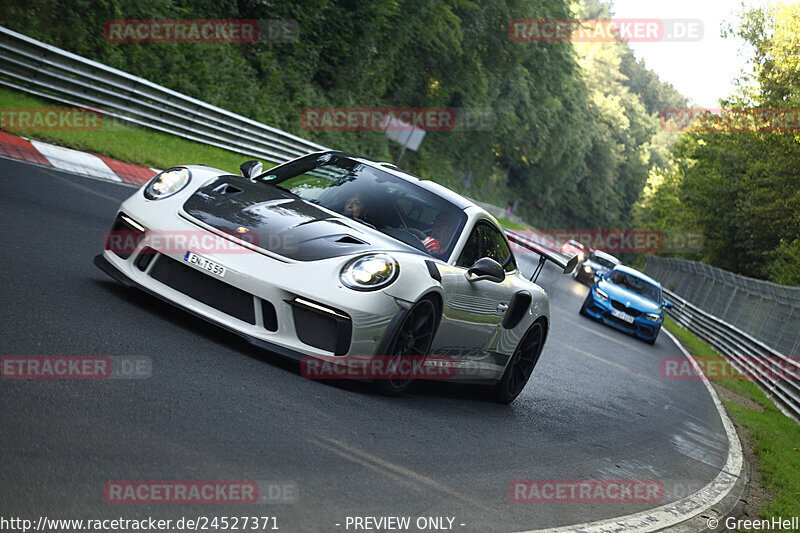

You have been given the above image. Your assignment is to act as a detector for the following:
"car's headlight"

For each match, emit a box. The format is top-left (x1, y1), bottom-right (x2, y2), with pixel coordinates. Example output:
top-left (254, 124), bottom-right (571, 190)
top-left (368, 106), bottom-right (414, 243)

top-left (645, 312), bottom-right (661, 322)
top-left (340, 254), bottom-right (399, 291)
top-left (583, 264), bottom-right (592, 272)
top-left (144, 167), bottom-right (191, 200)
top-left (594, 288), bottom-right (609, 301)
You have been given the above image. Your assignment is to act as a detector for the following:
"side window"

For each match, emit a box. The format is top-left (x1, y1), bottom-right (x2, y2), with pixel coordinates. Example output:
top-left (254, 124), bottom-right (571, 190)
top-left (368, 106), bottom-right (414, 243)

top-left (457, 226), bottom-right (484, 268)
top-left (484, 223), bottom-right (516, 272)
top-left (457, 221), bottom-right (516, 272)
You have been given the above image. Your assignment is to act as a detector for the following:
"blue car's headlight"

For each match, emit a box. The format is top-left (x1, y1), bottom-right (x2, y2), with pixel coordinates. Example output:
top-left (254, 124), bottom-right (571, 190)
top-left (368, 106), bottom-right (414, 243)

top-left (594, 288), bottom-right (609, 301)
top-left (340, 254), bottom-right (399, 291)
top-left (645, 312), bottom-right (661, 322)
top-left (144, 167), bottom-right (191, 200)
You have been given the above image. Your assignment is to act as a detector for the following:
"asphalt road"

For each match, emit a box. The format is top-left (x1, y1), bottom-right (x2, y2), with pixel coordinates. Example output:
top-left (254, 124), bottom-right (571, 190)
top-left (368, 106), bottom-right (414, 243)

top-left (0, 157), bottom-right (730, 532)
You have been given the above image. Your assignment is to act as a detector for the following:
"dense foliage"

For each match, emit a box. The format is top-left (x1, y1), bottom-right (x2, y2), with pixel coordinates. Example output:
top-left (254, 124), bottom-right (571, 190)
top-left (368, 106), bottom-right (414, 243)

top-left (1, 0), bottom-right (684, 229)
top-left (635, 2), bottom-right (800, 285)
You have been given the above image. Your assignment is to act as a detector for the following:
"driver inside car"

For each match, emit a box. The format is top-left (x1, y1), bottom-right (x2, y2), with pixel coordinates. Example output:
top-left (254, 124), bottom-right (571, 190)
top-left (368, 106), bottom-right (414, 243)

top-left (421, 212), bottom-right (455, 257)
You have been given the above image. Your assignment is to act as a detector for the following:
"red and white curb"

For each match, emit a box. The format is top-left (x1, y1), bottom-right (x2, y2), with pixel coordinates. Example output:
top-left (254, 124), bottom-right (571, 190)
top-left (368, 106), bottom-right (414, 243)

top-left (0, 131), bottom-right (158, 186)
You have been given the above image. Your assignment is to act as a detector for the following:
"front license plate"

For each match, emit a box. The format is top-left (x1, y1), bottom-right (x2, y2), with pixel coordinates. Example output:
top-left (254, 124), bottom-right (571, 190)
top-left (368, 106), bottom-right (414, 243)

top-left (611, 309), bottom-right (634, 323)
top-left (184, 251), bottom-right (226, 278)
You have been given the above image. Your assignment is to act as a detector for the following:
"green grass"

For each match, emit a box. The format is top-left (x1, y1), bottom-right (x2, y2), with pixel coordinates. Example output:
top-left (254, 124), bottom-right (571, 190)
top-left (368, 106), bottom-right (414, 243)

top-left (0, 87), bottom-right (272, 173)
top-left (663, 316), bottom-right (800, 521)
top-left (497, 217), bottom-right (531, 230)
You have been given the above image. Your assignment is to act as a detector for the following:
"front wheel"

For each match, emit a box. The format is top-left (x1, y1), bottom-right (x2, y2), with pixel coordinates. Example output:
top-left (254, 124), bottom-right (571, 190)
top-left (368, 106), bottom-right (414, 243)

top-left (374, 299), bottom-right (438, 396)
top-left (489, 320), bottom-right (546, 404)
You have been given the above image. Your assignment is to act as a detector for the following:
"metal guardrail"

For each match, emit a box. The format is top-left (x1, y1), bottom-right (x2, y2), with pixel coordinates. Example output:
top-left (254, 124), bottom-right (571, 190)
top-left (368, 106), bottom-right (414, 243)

top-left (646, 255), bottom-right (800, 357)
top-left (664, 287), bottom-right (800, 422)
top-left (0, 25), bottom-right (328, 164)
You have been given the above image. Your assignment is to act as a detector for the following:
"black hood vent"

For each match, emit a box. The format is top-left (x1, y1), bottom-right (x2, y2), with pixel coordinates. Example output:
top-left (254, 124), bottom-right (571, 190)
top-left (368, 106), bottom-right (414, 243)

top-left (182, 176), bottom-right (421, 261)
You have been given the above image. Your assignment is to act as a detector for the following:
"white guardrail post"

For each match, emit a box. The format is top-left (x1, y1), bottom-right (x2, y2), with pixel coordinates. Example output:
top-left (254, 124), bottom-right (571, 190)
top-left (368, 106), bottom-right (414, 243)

top-left (0, 25), bottom-right (329, 164)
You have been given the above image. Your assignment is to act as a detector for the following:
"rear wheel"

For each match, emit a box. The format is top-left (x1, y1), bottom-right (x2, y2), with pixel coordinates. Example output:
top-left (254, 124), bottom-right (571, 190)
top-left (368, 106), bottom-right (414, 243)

top-left (490, 321), bottom-right (546, 404)
top-left (374, 299), bottom-right (437, 396)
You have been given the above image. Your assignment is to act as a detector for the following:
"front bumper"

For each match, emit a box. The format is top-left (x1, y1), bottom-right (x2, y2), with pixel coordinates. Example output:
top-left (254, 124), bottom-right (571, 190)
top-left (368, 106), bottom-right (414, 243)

top-left (96, 209), bottom-right (405, 360)
top-left (582, 290), bottom-right (662, 342)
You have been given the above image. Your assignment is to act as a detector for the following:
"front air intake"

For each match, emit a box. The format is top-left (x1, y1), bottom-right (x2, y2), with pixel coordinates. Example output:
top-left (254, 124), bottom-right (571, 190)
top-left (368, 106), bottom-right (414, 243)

top-left (104, 213), bottom-right (146, 260)
top-left (288, 299), bottom-right (351, 355)
top-left (149, 254), bottom-right (256, 324)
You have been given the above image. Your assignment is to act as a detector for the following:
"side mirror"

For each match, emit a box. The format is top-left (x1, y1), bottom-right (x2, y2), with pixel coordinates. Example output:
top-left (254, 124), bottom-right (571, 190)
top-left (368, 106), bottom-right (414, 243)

top-left (240, 160), bottom-right (263, 180)
top-left (565, 254), bottom-right (580, 275)
top-left (663, 300), bottom-right (673, 309)
top-left (466, 257), bottom-right (505, 283)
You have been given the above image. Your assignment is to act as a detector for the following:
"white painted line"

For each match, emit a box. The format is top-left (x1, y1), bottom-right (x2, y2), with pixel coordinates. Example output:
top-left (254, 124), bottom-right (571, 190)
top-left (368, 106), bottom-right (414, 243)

top-left (30, 140), bottom-right (121, 182)
top-left (516, 329), bottom-right (744, 533)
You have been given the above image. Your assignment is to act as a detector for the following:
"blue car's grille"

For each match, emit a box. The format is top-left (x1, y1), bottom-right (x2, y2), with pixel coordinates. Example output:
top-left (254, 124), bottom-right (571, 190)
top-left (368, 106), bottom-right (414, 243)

top-left (610, 299), bottom-right (642, 317)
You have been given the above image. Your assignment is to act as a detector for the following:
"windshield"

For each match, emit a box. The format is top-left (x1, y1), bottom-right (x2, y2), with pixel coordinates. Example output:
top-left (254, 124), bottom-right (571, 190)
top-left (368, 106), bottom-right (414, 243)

top-left (606, 270), bottom-right (661, 302)
top-left (263, 153), bottom-right (467, 259)
top-left (590, 252), bottom-right (618, 269)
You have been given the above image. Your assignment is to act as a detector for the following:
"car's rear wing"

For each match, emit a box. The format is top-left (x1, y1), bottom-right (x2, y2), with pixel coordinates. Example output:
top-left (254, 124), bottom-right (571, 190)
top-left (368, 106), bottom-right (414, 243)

top-left (505, 230), bottom-right (580, 282)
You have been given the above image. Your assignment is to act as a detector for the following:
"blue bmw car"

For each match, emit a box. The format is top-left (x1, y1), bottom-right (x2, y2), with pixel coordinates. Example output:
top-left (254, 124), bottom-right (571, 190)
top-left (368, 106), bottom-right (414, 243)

top-left (579, 265), bottom-right (671, 345)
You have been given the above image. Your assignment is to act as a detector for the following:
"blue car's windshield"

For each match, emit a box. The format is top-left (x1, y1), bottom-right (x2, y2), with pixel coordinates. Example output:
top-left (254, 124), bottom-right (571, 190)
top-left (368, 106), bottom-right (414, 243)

top-left (261, 152), bottom-right (467, 259)
top-left (606, 271), bottom-right (661, 302)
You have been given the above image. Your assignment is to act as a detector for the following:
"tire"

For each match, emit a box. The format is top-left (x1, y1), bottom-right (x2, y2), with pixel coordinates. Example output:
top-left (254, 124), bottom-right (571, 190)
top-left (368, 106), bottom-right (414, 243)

top-left (489, 320), bottom-right (546, 404)
top-left (374, 299), bottom-right (438, 396)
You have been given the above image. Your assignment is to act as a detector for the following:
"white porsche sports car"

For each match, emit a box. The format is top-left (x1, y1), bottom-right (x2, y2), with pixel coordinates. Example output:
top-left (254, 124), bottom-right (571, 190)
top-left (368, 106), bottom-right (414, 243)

top-left (95, 151), bottom-right (576, 402)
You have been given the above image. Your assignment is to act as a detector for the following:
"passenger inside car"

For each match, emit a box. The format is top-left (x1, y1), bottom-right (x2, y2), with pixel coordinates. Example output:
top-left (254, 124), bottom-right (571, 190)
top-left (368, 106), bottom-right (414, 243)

top-left (343, 193), bottom-right (369, 220)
